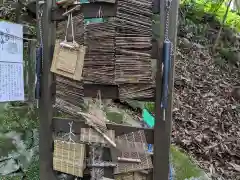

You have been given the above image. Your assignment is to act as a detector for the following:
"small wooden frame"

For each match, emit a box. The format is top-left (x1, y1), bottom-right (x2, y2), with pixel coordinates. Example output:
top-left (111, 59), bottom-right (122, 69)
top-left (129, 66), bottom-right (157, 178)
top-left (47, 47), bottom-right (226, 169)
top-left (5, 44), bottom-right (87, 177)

top-left (51, 40), bottom-right (86, 81)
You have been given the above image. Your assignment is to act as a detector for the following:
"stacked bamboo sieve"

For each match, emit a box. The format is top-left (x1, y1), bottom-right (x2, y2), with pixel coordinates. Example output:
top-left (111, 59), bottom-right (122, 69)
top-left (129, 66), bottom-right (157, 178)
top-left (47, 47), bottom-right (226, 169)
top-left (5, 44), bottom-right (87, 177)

top-left (83, 20), bottom-right (116, 84)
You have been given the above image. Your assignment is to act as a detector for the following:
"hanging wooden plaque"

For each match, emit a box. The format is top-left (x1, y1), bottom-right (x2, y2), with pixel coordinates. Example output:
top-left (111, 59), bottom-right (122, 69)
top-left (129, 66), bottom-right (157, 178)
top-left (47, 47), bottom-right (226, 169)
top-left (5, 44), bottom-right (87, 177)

top-left (51, 40), bottom-right (86, 81)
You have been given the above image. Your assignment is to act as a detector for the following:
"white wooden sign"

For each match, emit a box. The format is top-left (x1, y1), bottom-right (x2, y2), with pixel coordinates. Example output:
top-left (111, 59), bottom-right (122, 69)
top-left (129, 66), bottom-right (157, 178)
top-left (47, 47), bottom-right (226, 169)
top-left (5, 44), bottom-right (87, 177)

top-left (0, 21), bottom-right (24, 102)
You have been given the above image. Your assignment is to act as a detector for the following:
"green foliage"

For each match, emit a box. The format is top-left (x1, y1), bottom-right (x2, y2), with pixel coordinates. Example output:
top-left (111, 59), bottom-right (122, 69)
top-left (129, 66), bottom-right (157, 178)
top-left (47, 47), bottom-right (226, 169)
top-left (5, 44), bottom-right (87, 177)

top-left (25, 159), bottom-right (39, 180)
top-left (0, 136), bottom-right (17, 157)
top-left (144, 102), bottom-right (155, 114)
top-left (106, 111), bottom-right (123, 124)
top-left (0, 103), bottom-right (39, 133)
top-left (1, 159), bottom-right (39, 180)
top-left (171, 146), bottom-right (207, 180)
top-left (218, 47), bottom-right (240, 66)
top-left (182, 0), bottom-right (240, 31)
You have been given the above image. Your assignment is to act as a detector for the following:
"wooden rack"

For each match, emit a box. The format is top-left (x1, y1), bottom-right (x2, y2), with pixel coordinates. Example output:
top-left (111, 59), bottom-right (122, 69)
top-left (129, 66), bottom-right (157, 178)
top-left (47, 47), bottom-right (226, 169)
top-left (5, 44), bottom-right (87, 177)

top-left (36, 0), bottom-right (179, 180)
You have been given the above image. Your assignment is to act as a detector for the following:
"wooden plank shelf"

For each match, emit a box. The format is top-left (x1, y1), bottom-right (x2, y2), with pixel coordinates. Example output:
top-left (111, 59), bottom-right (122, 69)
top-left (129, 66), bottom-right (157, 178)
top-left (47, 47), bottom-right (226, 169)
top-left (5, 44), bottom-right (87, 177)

top-left (53, 117), bottom-right (154, 144)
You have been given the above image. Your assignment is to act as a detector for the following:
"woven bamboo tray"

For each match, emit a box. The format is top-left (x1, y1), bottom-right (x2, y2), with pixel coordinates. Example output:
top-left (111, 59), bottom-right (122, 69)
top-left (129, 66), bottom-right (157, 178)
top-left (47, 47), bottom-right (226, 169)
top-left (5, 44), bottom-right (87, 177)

top-left (114, 130), bottom-right (153, 174)
top-left (53, 140), bottom-right (86, 177)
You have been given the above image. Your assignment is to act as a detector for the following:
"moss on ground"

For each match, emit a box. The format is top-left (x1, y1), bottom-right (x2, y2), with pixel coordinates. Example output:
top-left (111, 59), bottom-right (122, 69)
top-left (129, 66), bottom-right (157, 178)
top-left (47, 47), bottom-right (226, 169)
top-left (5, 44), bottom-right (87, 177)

top-left (25, 159), bottom-right (39, 180)
top-left (0, 103), bottom-right (38, 133)
top-left (0, 136), bottom-right (17, 157)
top-left (171, 146), bottom-right (208, 180)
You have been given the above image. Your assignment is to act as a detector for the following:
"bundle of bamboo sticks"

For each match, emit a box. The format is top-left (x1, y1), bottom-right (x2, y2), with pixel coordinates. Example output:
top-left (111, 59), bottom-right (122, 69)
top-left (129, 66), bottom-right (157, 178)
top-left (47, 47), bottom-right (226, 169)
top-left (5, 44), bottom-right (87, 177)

top-left (54, 97), bottom-right (84, 117)
top-left (118, 83), bottom-right (154, 100)
top-left (56, 76), bottom-right (84, 107)
top-left (83, 20), bottom-right (116, 84)
top-left (114, 0), bottom-right (154, 86)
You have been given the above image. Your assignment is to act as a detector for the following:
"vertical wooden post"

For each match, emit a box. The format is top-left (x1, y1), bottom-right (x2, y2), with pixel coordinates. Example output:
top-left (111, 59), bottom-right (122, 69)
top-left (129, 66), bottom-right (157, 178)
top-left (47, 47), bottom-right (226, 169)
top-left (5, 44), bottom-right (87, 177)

top-left (38, 0), bottom-right (57, 179)
top-left (153, 0), bottom-right (179, 180)
top-left (28, 40), bottom-right (36, 102)
top-left (24, 43), bottom-right (28, 99)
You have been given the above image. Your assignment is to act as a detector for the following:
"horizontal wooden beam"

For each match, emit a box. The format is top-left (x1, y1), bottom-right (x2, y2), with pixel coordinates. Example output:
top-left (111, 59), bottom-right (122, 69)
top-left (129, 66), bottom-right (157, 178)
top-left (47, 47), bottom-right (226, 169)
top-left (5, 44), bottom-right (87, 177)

top-left (83, 83), bottom-right (119, 99)
top-left (51, 2), bottom-right (116, 21)
top-left (53, 81), bottom-right (155, 101)
top-left (24, 1), bottom-right (116, 21)
top-left (52, 117), bottom-right (154, 144)
top-left (83, 83), bottom-right (155, 101)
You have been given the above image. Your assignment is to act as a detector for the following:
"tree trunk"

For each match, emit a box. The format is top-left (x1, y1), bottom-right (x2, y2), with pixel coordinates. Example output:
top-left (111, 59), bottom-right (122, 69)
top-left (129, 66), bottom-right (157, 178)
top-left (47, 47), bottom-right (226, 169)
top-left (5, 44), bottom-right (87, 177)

top-left (213, 0), bottom-right (233, 51)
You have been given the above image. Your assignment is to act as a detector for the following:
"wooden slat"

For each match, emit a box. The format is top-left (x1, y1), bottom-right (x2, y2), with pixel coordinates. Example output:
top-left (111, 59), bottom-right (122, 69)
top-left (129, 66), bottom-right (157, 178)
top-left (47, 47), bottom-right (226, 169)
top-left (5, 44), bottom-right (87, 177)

top-left (27, 41), bottom-right (36, 102)
top-left (153, 0), bottom-right (179, 180)
top-left (151, 39), bottom-right (161, 59)
top-left (83, 84), bottom-right (119, 99)
top-left (52, 81), bottom-right (155, 101)
top-left (52, 117), bottom-right (154, 144)
top-left (83, 83), bottom-right (155, 101)
top-left (51, 2), bottom-right (116, 20)
top-left (38, 0), bottom-right (57, 179)
top-left (25, 1), bottom-right (116, 20)
top-left (153, 0), bottom-right (160, 13)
